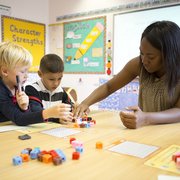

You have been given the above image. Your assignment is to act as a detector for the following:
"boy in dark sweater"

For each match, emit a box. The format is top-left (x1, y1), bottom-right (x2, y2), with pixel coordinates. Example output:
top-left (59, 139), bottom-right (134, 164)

top-left (0, 42), bottom-right (72, 126)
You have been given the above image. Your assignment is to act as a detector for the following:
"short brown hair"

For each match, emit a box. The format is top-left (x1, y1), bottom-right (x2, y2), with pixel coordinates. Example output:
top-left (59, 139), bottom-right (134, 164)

top-left (39, 54), bottom-right (64, 73)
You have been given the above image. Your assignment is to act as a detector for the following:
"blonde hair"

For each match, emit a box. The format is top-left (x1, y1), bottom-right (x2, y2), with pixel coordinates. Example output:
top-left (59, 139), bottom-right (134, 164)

top-left (0, 41), bottom-right (32, 69)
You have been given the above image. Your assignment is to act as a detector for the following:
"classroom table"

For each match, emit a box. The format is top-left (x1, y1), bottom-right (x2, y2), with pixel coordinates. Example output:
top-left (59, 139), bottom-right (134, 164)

top-left (0, 111), bottom-right (180, 180)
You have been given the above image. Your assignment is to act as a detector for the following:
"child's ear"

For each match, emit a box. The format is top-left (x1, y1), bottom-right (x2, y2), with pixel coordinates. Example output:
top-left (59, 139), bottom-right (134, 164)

top-left (1, 66), bottom-right (8, 77)
top-left (38, 70), bottom-right (42, 77)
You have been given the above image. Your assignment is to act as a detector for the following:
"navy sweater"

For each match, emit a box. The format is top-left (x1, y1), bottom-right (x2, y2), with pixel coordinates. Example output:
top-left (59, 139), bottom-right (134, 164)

top-left (0, 78), bottom-right (44, 126)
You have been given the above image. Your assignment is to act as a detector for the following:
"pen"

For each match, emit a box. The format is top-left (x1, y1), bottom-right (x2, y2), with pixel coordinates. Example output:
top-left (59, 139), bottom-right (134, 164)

top-left (16, 75), bottom-right (22, 92)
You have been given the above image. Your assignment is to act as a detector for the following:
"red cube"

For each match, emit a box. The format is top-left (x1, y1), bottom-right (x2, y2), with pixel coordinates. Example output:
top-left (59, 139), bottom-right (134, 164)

top-left (72, 152), bottom-right (80, 160)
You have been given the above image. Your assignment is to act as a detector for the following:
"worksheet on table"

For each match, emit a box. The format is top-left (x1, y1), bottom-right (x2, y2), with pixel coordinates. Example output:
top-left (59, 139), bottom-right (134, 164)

top-left (41, 127), bottom-right (81, 138)
top-left (108, 141), bottom-right (159, 158)
top-left (145, 145), bottom-right (180, 175)
top-left (0, 125), bottom-right (26, 133)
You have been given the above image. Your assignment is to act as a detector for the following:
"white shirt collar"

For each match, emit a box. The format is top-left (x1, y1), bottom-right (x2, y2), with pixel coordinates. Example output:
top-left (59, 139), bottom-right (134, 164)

top-left (37, 79), bottom-right (64, 95)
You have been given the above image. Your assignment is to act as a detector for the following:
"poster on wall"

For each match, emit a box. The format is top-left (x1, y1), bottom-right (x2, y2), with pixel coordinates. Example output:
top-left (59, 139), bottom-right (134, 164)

top-left (98, 78), bottom-right (139, 111)
top-left (1, 16), bottom-right (45, 72)
top-left (64, 16), bottom-right (106, 73)
top-left (49, 24), bottom-right (63, 57)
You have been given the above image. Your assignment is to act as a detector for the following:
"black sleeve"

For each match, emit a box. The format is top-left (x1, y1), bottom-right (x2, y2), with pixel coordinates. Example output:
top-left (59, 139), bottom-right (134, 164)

top-left (25, 85), bottom-right (59, 124)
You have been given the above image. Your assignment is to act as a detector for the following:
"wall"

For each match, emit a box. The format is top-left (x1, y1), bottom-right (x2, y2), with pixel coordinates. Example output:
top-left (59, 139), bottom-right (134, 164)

top-left (0, 0), bottom-right (49, 50)
top-left (0, 0), bottom-right (50, 104)
top-left (48, 0), bottom-right (179, 109)
top-left (48, 0), bottom-right (141, 109)
top-left (1, 0), bottom-right (175, 110)
top-left (0, 0), bottom-right (133, 109)
top-left (49, 0), bottom-right (136, 24)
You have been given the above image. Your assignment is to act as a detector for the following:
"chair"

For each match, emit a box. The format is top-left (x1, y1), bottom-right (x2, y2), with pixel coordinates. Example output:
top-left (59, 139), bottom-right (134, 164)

top-left (63, 87), bottom-right (77, 103)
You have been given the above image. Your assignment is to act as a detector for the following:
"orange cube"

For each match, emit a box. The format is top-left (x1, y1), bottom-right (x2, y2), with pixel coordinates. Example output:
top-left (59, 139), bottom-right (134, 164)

top-left (96, 141), bottom-right (103, 149)
top-left (42, 154), bottom-right (52, 163)
top-left (20, 154), bottom-right (30, 162)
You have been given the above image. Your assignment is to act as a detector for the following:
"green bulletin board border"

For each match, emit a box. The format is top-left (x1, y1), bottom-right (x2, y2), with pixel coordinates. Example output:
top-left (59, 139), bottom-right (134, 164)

top-left (63, 16), bottom-right (106, 74)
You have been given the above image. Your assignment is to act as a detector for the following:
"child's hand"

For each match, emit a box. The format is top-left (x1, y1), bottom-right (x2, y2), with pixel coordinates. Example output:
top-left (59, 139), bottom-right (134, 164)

top-left (16, 91), bottom-right (29, 111)
top-left (59, 106), bottom-right (74, 123)
top-left (43, 103), bottom-right (73, 120)
top-left (59, 117), bottom-right (73, 125)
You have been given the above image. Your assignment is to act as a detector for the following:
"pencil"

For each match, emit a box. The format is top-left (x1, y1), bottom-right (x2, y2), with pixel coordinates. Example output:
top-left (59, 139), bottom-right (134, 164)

top-left (74, 22), bottom-right (104, 60)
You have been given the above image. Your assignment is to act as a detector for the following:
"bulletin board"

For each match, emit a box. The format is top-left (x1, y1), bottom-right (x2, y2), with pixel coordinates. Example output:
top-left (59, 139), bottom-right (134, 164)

top-left (64, 16), bottom-right (106, 74)
top-left (1, 16), bottom-right (45, 72)
top-left (98, 78), bottom-right (139, 111)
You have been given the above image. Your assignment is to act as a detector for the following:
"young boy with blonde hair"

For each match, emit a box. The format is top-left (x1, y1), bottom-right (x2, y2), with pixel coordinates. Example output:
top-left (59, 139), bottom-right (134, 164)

top-left (0, 41), bottom-right (72, 126)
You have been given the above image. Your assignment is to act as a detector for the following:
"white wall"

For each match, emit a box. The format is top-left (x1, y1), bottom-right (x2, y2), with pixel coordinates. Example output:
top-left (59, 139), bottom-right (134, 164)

top-left (48, 0), bottom-right (139, 108)
top-left (49, 0), bottom-right (136, 24)
top-left (0, 0), bottom-right (49, 50)
top-left (48, 0), bottom-right (179, 108)
top-left (0, 0), bottom-right (49, 22)
top-left (0, 0), bottom-right (140, 109)
top-left (1, 0), bottom-right (178, 109)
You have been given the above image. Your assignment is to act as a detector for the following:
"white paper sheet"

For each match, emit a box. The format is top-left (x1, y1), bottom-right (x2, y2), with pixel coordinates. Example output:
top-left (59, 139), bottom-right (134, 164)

top-left (0, 125), bottom-right (26, 132)
top-left (108, 141), bottom-right (159, 158)
top-left (41, 127), bottom-right (81, 138)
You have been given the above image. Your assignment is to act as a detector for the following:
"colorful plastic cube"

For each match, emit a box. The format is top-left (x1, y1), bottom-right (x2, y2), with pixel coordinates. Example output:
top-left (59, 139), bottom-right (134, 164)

top-left (72, 152), bottom-right (80, 160)
top-left (55, 149), bottom-right (66, 161)
top-left (42, 154), bottom-right (52, 163)
top-left (53, 156), bottom-right (62, 165)
top-left (30, 149), bottom-right (40, 159)
top-left (96, 141), bottom-right (103, 149)
top-left (172, 152), bottom-right (180, 162)
top-left (75, 146), bottom-right (83, 153)
top-left (20, 154), bottom-right (30, 162)
top-left (70, 137), bottom-right (76, 144)
top-left (12, 156), bottom-right (22, 166)
top-left (71, 140), bottom-right (83, 148)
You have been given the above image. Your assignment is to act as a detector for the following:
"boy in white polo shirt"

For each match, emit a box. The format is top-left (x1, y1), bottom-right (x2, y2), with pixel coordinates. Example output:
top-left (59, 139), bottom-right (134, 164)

top-left (25, 54), bottom-right (73, 124)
